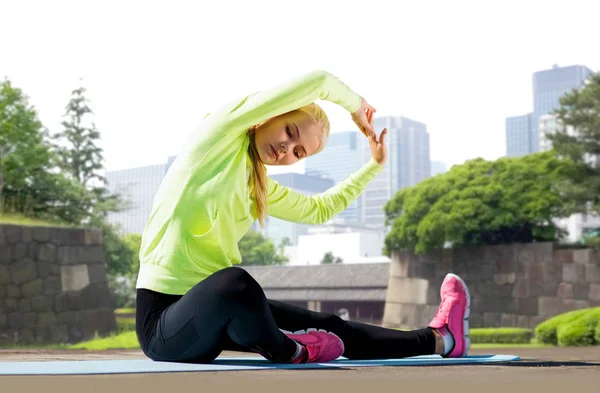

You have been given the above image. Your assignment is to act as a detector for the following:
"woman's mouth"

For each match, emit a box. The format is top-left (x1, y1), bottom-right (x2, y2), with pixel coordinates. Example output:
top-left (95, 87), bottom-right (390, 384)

top-left (270, 144), bottom-right (279, 160)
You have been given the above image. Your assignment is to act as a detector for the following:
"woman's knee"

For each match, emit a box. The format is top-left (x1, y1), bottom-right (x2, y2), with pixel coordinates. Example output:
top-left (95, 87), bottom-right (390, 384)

top-left (212, 266), bottom-right (260, 297)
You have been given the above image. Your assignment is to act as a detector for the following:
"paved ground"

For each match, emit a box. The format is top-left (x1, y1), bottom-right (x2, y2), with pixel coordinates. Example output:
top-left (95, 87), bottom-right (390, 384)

top-left (1, 347), bottom-right (599, 393)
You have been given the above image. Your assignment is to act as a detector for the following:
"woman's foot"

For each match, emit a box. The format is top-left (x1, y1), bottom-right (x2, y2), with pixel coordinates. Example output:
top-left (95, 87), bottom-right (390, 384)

top-left (284, 328), bottom-right (344, 363)
top-left (429, 273), bottom-right (471, 357)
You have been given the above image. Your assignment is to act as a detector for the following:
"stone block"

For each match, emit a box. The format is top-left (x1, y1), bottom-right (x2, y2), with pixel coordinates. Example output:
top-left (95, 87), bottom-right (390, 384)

top-left (0, 246), bottom-right (11, 265)
top-left (54, 294), bottom-right (69, 313)
top-left (12, 242), bottom-right (27, 261)
top-left (585, 264), bottom-right (600, 283)
top-left (30, 295), bottom-right (52, 312)
top-left (517, 315), bottom-right (530, 328)
top-left (590, 284), bottom-right (600, 301)
top-left (7, 284), bottom-right (20, 298)
top-left (574, 249), bottom-right (594, 265)
top-left (532, 242), bottom-right (554, 262)
top-left (38, 312), bottom-right (58, 327)
top-left (78, 246), bottom-right (105, 263)
top-left (37, 260), bottom-right (52, 278)
top-left (4, 298), bottom-right (18, 312)
top-left (88, 263), bottom-right (108, 283)
top-left (470, 313), bottom-right (483, 328)
top-left (494, 273), bottom-right (516, 285)
top-left (84, 229), bottom-right (104, 245)
top-left (382, 302), bottom-right (426, 328)
top-left (563, 264), bottom-right (585, 283)
top-left (389, 259), bottom-right (409, 278)
top-left (554, 249), bottom-right (574, 264)
top-left (33, 227), bottom-right (50, 242)
top-left (23, 312), bottom-right (37, 328)
top-left (61, 264), bottom-right (90, 292)
top-left (483, 312), bottom-right (502, 327)
top-left (385, 277), bottom-right (431, 304)
top-left (572, 283), bottom-right (590, 300)
top-left (557, 283), bottom-right (573, 298)
top-left (50, 324), bottom-right (70, 343)
top-left (18, 328), bottom-right (34, 344)
top-left (38, 243), bottom-right (56, 262)
top-left (0, 284), bottom-right (5, 298)
top-left (538, 297), bottom-right (560, 316)
top-left (559, 298), bottom-right (590, 313)
top-left (67, 282), bottom-right (112, 311)
top-left (0, 312), bottom-right (6, 328)
top-left (0, 266), bottom-right (9, 285)
top-left (57, 247), bottom-right (78, 265)
top-left (4, 225), bottom-right (22, 244)
top-left (8, 312), bottom-right (23, 329)
top-left (489, 283), bottom-right (514, 297)
top-left (9, 258), bottom-right (38, 285)
top-left (501, 313), bottom-right (517, 327)
top-left (27, 242), bottom-right (40, 260)
top-left (63, 228), bottom-right (86, 246)
top-left (21, 278), bottom-right (43, 297)
top-left (516, 297), bottom-right (539, 316)
top-left (18, 298), bottom-right (31, 312)
top-left (57, 311), bottom-right (74, 324)
top-left (43, 276), bottom-right (62, 295)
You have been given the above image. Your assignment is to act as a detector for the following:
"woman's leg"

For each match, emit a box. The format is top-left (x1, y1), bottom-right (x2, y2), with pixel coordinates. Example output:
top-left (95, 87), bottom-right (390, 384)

top-left (267, 299), bottom-right (437, 359)
top-left (267, 273), bottom-right (471, 360)
top-left (141, 267), bottom-right (298, 363)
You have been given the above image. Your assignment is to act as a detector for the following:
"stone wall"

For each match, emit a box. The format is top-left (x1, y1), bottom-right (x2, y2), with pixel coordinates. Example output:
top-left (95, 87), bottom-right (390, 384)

top-left (0, 224), bottom-right (117, 345)
top-left (382, 243), bottom-right (600, 330)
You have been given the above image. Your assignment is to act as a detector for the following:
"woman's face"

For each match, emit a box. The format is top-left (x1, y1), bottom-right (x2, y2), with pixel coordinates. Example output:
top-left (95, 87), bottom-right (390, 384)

top-left (253, 111), bottom-right (323, 166)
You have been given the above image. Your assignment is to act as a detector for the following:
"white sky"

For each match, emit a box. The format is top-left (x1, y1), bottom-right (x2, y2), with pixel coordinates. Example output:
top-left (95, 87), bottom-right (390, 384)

top-left (2, 0), bottom-right (599, 175)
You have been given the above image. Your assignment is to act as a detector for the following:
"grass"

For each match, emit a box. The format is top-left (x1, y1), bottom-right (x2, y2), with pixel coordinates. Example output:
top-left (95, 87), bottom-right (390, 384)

top-left (0, 213), bottom-right (71, 227)
top-left (67, 331), bottom-right (140, 351)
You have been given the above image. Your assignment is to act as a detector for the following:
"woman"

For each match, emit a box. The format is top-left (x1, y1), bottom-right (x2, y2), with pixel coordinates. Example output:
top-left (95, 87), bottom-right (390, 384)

top-left (135, 70), bottom-right (470, 364)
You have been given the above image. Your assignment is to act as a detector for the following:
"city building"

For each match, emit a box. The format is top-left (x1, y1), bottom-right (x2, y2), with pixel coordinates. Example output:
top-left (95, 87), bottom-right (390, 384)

top-left (359, 116), bottom-right (430, 228)
top-left (262, 173), bottom-right (334, 246)
top-left (305, 131), bottom-right (362, 221)
top-left (430, 160), bottom-right (448, 177)
top-left (506, 64), bottom-right (594, 157)
top-left (105, 162), bottom-right (168, 234)
top-left (293, 220), bottom-right (389, 266)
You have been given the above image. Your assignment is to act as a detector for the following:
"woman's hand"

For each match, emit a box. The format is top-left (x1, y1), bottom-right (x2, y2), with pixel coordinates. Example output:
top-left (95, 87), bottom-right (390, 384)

top-left (369, 128), bottom-right (388, 166)
top-left (351, 97), bottom-right (377, 138)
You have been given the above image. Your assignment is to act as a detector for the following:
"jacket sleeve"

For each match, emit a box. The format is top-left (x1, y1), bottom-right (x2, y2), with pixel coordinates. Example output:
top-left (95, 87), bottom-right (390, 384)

top-left (266, 158), bottom-right (383, 224)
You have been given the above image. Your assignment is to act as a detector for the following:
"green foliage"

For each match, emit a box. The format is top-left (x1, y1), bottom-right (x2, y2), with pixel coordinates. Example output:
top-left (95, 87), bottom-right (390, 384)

top-left (384, 151), bottom-right (577, 254)
top-left (595, 319), bottom-right (600, 343)
top-left (321, 251), bottom-right (343, 264)
top-left (535, 308), bottom-right (599, 345)
top-left (469, 328), bottom-right (532, 344)
top-left (238, 230), bottom-right (288, 266)
top-left (116, 317), bottom-right (136, 333)
top-left (556, 308), bottom-right (600, 346)
top-left (547, 71), bottom-right (600, 215)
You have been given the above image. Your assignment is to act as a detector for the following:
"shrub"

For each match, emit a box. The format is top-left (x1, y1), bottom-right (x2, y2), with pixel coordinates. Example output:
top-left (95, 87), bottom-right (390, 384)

top-left (535, 308), bottom-right (591, 345)
top-left (556, 308), bottom-right (600, 346)
top-left (470, 328), bottom-right (532, 344)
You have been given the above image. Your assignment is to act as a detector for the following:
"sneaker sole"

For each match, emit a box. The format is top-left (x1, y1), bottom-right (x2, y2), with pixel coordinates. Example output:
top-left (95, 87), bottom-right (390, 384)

top-left (282, 328), bottom-right (345, 359)
top-left (445, 273), bottom-right (471, 357)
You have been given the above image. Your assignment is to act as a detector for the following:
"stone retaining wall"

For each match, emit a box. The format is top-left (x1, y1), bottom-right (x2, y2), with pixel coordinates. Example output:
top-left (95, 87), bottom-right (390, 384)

top-left (382, 243), bottom-right (600, 329)
top-left (0, 224), bottom-right (117, 345)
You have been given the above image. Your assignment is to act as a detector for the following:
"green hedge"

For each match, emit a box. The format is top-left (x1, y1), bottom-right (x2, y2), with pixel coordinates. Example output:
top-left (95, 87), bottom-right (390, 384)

top-left (556, 308), bottom-right (600, 346)
top-left (535, 307), bottom-right (600, 346)
top-left (470, 328), bottom-right (532, 344)
top-left (535, 308), bottom-right (591, 345)
top-left (116, 317), bottom-right (136, 333)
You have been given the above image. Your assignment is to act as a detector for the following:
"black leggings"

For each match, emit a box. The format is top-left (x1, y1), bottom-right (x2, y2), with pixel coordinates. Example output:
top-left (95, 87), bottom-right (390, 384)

top-left (136, 267), bottom-right (436, 363)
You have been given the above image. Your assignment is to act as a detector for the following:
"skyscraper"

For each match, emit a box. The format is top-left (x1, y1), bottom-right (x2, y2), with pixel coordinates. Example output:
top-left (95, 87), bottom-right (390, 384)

top-left (532, 64), bottom-right (594, 153)
top-left (359, 116), bottom-right (430, 228)
top-left (506, 64), bottom-right (594, 157)
top-left (262, 173), bottom-right (334, 246)
top-left (106, 162), bottom-right (169, 234)
top-left (506, 113), bottom-right (533, 157)
top-left (305, 131), bottom-right (361, 221)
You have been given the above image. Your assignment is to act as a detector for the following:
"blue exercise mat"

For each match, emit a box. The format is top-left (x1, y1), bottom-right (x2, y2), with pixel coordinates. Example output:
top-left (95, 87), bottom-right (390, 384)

top-left (0, 354), bottom-right (519, 375)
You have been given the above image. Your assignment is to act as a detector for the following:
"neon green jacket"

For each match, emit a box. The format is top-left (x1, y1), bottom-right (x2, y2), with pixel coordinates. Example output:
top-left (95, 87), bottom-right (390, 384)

top-left (136, 70), bottom-right (384, 294)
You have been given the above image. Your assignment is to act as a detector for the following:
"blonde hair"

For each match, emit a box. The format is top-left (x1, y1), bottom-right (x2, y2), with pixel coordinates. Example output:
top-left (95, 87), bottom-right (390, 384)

top-left (248, 102), bottom-right (330, 227)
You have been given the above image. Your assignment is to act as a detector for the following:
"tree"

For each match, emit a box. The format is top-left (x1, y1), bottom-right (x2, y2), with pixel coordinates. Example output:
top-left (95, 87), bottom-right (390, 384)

top-left (321, 251), bottom-right (343, 264)
top-left (547, 71), bottom-right (600, 214)
top-left (383, 151), bottom-right (578, 254)
top-left (0, 79), bottom-right (53, 212)
top-left (238, 231), bottom-right (288, 266)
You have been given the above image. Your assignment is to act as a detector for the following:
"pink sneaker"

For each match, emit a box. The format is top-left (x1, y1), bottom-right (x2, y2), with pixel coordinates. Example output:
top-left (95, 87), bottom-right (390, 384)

top-left (284, 328), bottom-right (344, 363)
top-left (429, 273), bottom-right (471, 358)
